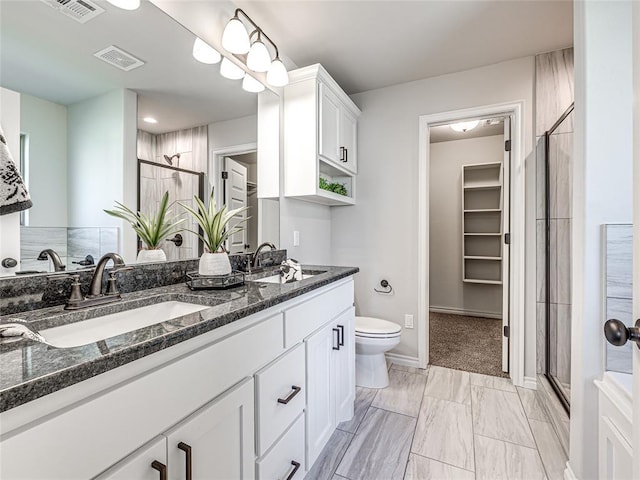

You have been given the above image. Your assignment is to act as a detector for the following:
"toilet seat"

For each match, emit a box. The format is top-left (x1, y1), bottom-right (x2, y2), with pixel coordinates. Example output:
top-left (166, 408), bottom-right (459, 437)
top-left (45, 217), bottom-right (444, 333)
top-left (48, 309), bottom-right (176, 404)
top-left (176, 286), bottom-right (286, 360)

top-left (355, 316), bottom-right (401, 338)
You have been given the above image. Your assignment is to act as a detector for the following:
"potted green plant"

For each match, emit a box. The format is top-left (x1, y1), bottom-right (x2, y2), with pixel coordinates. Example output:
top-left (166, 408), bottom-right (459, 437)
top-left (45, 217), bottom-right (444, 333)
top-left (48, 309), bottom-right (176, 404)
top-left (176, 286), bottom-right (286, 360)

top-left (180, 192), bottom-right (249, 276)
top-left (104, 191), bottom-right (184, 263)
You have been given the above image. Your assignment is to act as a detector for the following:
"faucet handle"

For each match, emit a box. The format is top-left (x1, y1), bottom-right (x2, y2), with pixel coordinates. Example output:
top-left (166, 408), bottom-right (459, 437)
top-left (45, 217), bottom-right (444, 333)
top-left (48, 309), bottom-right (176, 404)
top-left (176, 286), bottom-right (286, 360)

top-left (105, 267), bottom-right (133, 296)
top-left (66, 274), bottom-right (85, 306)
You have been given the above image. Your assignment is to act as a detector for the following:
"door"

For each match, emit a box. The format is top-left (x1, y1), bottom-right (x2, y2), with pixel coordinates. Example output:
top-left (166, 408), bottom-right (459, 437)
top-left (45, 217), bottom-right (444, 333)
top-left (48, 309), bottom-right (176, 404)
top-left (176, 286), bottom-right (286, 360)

top-left (224, 157), bottom-right (248, 254)
top-left (632, 1), bottom-right (640, 470)
top-left (318, 83), bottom-right (341, 165)
top-left (166, 378), bottom-right (255, 480)
top-left (502, 117), bottom-right (511, 373)
top-left (339, 109), bottom-right (358, 174)
top-left (95, 437), bottom-right (167, 480)
top-left (334, 307), bottom-right (355, 423)
top-left (305, 321), bottom-right (336, 468)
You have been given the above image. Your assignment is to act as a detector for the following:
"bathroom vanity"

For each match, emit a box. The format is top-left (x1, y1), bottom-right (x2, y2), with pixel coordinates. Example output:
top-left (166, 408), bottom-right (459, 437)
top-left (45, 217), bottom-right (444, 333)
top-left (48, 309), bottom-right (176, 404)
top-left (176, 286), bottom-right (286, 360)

top-left (0, 266), bottom-right (357, 479)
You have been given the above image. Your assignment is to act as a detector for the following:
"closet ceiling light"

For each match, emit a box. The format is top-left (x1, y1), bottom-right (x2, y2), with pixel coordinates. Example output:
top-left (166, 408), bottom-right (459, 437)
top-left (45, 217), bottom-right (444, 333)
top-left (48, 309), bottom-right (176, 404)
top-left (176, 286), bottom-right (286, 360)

top-left (221, 9), bottom-right (289, 87)
top-left (143, 117), bottom-right (157, 124)
top-left (242, 75), bottom-right (265, 93)
top-left (220, 57), bottom-right (245, 80)
top-left (105, 0), bottom-right (140, 10)
top-left (450, 120), bottom-right (479, 133)
top-left (222, 15), bottom-right (250, 54)
top-left (192, 38), bottom-right (221, 64)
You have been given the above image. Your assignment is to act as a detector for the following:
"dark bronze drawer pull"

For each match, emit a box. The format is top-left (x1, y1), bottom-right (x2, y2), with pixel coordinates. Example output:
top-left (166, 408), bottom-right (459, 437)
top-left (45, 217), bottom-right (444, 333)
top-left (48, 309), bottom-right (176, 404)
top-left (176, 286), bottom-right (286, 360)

top-left (337, 324), bottom-right (345, 346)
top-left (332, 328), bottom-right (340, 350)
top-left (151, 460), bottom-right (167, 480)
top-left (285, 460), bottom-right (301, 480)
top-left (177, 442), bottom-right (192, 480)
top-left (277, 385), bottom-right (301, 404)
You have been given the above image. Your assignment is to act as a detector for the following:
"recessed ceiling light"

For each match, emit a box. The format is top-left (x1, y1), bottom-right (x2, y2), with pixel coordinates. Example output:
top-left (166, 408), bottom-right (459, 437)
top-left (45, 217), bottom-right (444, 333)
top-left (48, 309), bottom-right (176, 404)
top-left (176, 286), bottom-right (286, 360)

top-left (143, 117), bottom-right (158, 124)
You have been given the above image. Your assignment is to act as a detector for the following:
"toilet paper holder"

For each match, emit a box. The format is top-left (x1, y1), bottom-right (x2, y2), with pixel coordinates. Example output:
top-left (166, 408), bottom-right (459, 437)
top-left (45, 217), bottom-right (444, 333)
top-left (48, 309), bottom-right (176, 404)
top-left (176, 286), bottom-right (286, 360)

top-left (374, 279), bottom-right (393, 294)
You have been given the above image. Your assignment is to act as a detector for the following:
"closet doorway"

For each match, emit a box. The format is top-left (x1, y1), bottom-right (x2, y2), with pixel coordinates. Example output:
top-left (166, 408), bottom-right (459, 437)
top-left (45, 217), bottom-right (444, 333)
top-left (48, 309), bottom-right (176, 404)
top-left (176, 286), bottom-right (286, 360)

top-left (417, 102), bottom-right (526, 385)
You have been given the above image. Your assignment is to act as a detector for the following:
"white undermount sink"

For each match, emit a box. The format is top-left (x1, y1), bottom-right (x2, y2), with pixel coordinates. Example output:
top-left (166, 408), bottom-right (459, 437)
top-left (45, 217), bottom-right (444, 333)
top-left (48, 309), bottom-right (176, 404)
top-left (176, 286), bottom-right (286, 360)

top-left (251, 273), bottom-right (316, 284)
top-left (40, 301), bottom-right (209, 348)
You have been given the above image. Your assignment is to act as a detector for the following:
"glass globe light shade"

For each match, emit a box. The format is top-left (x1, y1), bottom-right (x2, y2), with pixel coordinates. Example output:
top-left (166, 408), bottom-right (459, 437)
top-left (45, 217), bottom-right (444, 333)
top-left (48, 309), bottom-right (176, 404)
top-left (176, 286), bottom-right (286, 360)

top-left (220, 58), bottom-right (245, 80)
top-left (450, 120), bottom-right (480, 132)
top-left (222, 17), bottom-right (250, 54)
top-left (192, 38), bottom-right (221, 64)
top-left (242, 75), bottom-right (265, 93)
top-left (106, 0), bottom-right (140, 9)
top-left (246, 39), bottom-right (271, 72)
top-left (266, 58), bottom-right (289, 87)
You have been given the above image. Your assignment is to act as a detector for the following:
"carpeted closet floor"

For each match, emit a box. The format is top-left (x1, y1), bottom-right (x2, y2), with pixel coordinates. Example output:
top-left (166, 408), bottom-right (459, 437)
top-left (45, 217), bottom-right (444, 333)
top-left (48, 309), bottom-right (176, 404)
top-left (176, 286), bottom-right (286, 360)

top-left (429, 312), bottom-right (508, 378)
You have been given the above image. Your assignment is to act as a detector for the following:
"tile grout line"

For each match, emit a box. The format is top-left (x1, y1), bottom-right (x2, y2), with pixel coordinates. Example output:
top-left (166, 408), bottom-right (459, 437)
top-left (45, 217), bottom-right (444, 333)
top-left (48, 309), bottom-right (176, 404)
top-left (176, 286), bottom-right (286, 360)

top-left (516, 388), bottom-right (553, 480)
top-left (470, 376), bottom-right (478, 479)
top-left (404, 362), bottom-right (430, 479)
top-left (410, 451), bottom-right (476, 475)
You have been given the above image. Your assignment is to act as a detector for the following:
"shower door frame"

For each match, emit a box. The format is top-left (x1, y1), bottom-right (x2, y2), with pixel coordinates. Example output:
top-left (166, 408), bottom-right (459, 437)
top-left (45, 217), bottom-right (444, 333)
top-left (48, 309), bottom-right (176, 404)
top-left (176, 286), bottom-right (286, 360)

top-left (544, 103), bottom-right (574, 414)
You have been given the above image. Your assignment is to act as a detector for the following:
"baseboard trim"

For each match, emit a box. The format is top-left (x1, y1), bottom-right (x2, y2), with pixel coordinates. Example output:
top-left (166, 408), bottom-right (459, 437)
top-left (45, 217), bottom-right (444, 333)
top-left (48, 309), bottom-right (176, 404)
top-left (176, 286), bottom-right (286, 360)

top-left (429, 306), bottom-right (502, 320)
top-left (523, 376), bottom-right (537, 389)
top-left (385, 353), bottom-right (419, 368)
top-left (564, 462), bottom-right (577, 480)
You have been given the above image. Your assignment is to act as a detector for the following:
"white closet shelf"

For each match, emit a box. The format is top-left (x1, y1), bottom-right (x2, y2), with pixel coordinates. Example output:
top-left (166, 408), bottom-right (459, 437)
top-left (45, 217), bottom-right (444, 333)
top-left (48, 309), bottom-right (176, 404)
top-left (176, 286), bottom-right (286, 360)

top-left (463, 209), bottom-right (501, 213)
top-left (463, 184), bottom-right (501, 190)
top-left (464, 256), bottom-right (502, 261)
top-left (463, 232), bottom-right (501, 236)
top-left (463, 278), bottom-right (503, 285)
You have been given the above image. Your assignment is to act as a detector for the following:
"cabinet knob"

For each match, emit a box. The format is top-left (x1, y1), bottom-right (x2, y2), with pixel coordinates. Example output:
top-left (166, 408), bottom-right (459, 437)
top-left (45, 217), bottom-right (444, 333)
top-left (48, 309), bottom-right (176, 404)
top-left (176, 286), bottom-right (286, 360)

top-left (151, 460), bottom-right (167, 480)
top-left (177, 442), bottom-right (193, 480)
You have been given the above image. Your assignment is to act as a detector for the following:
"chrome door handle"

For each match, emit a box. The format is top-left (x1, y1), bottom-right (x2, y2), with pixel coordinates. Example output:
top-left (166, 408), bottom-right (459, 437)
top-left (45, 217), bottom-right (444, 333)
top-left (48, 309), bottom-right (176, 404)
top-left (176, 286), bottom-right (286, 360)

top-left (604, 319), bottom-right (640, 349)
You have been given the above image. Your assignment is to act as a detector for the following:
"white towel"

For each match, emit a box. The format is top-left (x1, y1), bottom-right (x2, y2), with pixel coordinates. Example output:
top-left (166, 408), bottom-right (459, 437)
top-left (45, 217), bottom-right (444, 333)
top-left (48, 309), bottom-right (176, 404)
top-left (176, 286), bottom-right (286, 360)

top-left (0, 124), bottom-right (32, 215)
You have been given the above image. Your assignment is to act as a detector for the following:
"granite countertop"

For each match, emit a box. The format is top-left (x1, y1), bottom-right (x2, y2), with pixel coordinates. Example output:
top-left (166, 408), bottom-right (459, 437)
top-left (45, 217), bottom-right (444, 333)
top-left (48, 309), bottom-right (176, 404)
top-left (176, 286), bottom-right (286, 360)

top-left (0, 265), bottom-right (358, 412)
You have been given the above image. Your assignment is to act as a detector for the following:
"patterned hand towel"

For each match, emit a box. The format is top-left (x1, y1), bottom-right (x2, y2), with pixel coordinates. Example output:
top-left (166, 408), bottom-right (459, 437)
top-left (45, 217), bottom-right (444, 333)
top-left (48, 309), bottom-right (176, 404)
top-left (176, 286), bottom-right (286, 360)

top-left (0, 124), bottom-right (32, 215)
top-left (280, 258), bottom-right (302, 283)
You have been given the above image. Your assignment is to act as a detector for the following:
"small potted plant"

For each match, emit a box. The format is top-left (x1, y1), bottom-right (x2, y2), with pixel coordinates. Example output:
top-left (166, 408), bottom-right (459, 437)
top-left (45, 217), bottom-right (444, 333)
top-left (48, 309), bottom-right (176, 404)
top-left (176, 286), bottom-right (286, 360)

top-left (104, 191), bottom-right (184, 263)
top-left (180, 192), bottom-right (249, 276)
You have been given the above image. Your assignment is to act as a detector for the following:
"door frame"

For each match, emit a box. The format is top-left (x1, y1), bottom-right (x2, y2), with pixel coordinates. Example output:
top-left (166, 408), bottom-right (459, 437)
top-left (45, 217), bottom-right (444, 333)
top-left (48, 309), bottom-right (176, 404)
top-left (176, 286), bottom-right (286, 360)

top-left (417, 101), bottom-right (526, 387)
top-left (210, 143), bottom-right (257, 208)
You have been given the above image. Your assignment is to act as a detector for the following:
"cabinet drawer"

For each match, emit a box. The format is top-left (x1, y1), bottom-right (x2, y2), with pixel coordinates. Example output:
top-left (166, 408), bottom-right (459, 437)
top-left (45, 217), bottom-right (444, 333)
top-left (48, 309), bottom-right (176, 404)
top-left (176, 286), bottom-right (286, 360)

top-left (255, 344), bottom-right (305, 456)
top-left (284, 280), bottom-right (353, 347)
top-left (256, 413), bottom-right (305, 480)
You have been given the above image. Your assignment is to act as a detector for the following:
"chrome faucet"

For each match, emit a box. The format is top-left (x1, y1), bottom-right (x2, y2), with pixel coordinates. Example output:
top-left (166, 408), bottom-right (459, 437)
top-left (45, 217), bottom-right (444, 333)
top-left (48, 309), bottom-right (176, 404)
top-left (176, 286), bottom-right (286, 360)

top-left (251, 242), bottom-right (276, 268)
top-left (88, 253), bottom-right (126, 297)
top-left (37, 249), bottom-right (66, 272)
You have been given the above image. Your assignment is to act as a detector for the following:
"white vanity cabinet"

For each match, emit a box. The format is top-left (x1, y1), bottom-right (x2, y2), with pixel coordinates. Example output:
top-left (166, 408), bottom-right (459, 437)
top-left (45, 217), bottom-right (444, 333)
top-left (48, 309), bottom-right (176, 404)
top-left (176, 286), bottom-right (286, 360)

top-left (305, 306), bottom-right (356, 467)
top-left (0, 277), bottom-right (355, 480)
top-left (284, 64), bottom-right (361, 206)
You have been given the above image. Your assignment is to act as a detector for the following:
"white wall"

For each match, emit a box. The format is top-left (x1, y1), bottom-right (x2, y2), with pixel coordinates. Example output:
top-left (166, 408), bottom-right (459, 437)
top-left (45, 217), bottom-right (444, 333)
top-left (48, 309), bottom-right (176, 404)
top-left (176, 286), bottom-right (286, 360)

top-left (332, 57), bottom-right (535, 369)
top-left (208, 115), bottom-right (257, 151)
top-left (570, 1), bottom-right (634, 477)
top-left (280, 198), bottom-right (331, 265)
top-left (430, 135), bottom-right (503, 317)
top-left (0, 87), bottom-right (21, 276)
top-left (20, 93), bottom-right (67, 228)
top-left (67, 89), bottom-right (138, 262)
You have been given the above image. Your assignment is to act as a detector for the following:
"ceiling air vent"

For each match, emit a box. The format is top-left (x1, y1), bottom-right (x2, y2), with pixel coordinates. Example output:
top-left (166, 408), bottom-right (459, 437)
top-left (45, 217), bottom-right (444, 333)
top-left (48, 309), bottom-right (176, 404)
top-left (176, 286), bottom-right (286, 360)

top-left (40, 0), bottom-right (104, 24)
top-left (94, 46), bottom-right (145, 72)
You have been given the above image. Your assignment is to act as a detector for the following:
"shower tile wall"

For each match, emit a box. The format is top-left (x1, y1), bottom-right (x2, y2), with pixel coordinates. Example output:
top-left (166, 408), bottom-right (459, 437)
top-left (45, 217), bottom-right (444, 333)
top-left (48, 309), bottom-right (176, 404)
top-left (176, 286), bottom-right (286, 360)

top-left (534, 48), bottom-right (574, 374)
top-left (138, 126), bottom-right (208, 261)
top-left (603, 224), bottom-right (633, 374)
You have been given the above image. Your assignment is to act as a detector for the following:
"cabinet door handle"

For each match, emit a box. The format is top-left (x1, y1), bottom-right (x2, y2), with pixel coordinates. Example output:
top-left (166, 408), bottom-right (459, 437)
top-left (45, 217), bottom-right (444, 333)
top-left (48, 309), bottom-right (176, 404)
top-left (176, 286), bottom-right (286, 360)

top-left (339, 146), bottom-right (345, 161)
top-left (345, 147), bottom-right (348, 163)
top-left (151, 460), bottom-right (167, 480)
top-left (337, 324), bottom-right (345, 346)
top-left (285, 460), bottom-right (301, 480)
top-left (277, 385), bottom-right (302, 404)
top-left (332, 328), bottom-right (340, 350)
top-left (177, 442), bottom-right (193, 480)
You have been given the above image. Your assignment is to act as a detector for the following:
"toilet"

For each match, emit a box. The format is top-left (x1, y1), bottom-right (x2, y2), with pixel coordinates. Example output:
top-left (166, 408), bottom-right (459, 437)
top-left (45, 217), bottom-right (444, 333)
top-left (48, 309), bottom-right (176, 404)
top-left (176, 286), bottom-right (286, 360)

top-left (355, 316), bottom-right (402, 388)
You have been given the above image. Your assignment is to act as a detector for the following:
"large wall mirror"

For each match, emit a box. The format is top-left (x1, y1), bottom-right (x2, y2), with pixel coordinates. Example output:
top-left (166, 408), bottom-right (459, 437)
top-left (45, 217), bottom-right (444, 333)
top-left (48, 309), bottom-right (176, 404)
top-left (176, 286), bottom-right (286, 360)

top-left (0, 0), bottom-right (280, 277)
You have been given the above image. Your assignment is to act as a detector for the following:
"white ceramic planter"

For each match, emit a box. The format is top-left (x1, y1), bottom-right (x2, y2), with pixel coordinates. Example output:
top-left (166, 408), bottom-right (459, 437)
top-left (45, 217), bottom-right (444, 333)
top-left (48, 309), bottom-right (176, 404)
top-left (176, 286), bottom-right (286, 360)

top-left (199, 252), bottom-right (231, 276)
top-left (136, 248), bottom-right (167, 264)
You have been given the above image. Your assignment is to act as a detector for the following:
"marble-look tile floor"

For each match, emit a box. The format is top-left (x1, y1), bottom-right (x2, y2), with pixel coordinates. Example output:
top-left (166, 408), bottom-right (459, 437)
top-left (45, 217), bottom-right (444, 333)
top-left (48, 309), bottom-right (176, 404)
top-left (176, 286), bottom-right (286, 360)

top-left (306, 364), bottom-right (567, 480)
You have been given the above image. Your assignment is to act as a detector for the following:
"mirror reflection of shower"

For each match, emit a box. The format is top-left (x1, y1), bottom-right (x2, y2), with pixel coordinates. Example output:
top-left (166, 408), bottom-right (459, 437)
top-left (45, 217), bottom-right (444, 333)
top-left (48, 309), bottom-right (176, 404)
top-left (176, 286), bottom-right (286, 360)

top-left (164, 153), bottom-right (182, 186)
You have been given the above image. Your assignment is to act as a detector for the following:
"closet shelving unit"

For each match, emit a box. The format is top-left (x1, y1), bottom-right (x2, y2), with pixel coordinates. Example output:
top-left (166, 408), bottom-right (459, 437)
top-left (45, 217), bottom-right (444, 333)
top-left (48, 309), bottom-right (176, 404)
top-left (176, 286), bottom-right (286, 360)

top-left (462, 162), bottom-right (503, 285)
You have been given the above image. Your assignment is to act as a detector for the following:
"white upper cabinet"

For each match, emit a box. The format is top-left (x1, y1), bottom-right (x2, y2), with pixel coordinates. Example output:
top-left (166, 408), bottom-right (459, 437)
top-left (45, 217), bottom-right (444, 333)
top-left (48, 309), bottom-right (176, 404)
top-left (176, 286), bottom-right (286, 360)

top-left (284, 64), bottom-right (361, 206)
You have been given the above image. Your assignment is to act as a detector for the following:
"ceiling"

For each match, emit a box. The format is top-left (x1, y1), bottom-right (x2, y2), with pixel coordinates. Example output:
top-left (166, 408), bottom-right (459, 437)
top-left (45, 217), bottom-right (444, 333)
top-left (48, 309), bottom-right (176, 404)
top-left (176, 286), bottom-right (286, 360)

top-left (0, 0), bottom-right (258, 134)
top-left (234, 0), bottom-right (573, 94)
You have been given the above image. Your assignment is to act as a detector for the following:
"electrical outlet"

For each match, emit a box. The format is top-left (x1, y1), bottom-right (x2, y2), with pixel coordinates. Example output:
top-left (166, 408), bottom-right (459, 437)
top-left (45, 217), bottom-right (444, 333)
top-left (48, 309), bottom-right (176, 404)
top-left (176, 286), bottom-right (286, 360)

top-left (404, 314), bottom-right (414, 329)
top-left (293, 230), bottom-right (300, 246)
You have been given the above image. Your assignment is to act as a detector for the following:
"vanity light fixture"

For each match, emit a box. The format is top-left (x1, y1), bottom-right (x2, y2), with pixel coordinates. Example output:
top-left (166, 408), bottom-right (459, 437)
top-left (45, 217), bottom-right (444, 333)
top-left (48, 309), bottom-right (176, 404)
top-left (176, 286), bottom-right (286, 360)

top-left (450, 120), bottom-right (479, 133)
top-left (143, 117), bottom-right (158, 124)
top-left (221, 8), bottom-right (289, 86)
top-left (220, 57), bottom-right (245, 80)
top-left (242, 74), bottom-right (265, 93)
top-left (105, 0), bottom-right (140, 10)
top-left (192, 37), bottom-right (221, 64)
